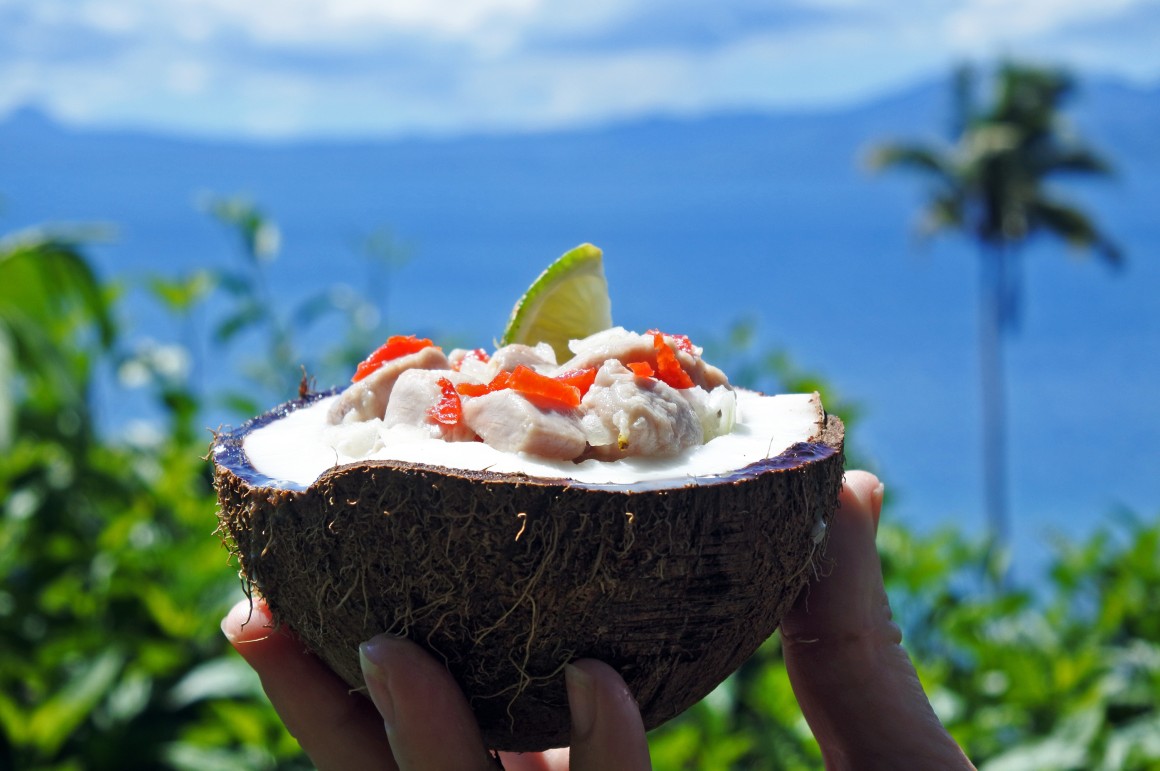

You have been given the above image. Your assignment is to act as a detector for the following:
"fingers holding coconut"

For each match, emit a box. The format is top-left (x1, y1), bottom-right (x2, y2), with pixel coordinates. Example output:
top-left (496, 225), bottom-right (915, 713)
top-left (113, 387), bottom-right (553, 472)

top-left (221, 596), bottom-right (396, 771)
top-left (563, 659), bottom-right (652, 771)
top-left (780, 470), bottom-right (892, 648)
top-left (359, 634), bottom-right (498, 771)
top-left (780, 474), bottom-right (975, 769)
top-left (356, 636), bottom-right (650, 771)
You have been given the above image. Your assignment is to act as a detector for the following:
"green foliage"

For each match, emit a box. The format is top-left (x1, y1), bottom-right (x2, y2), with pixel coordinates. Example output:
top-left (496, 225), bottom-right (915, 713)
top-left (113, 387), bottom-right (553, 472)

top-left (195, 193), bottom-right (395, 412)
top-left (646, 513), bottom-right (1160, 770)
top-left (0, 227), bottom-right (116, 443)
top-left (0, 226), bottom-right (309, 770)
top-left (887, 511), bottom-right (1160, 770)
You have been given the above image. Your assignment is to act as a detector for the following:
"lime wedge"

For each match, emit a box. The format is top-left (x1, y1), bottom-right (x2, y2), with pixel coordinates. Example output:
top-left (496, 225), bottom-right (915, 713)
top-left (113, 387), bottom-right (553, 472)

top-left (501, 243), bottom-right (613, 362)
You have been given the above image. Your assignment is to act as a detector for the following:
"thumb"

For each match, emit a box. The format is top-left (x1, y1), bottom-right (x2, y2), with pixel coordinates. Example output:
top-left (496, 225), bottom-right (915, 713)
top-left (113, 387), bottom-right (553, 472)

top-left (781, 472), bottom-right (975, 770)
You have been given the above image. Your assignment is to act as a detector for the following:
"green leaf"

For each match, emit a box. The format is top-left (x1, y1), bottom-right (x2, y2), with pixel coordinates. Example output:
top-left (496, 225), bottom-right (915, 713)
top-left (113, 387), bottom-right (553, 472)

top-left (148, 270), bottom-right (216, 313)
top-left (202, 195), bottom-right (281, 262)
top-left (27, 650), bottom-right (124, 756)
top-left (0, 227), bottom-right (116, 349)
top-left (166, 658), bottom-right (263, 709)
top-left (0, 322), bottom-right (14, 449)
top-left (213, 303), bottom-right (266, 343)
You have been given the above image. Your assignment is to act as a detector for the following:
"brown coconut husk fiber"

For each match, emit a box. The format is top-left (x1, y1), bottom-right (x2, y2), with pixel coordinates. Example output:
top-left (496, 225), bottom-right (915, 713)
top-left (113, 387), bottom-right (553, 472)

top-left (214, 399), bottom-right (844, 752)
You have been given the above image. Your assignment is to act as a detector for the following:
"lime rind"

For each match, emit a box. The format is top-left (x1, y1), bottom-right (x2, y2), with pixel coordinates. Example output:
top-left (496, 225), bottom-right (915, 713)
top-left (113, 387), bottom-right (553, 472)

top-left (501, 243), bottom-right (613, 361)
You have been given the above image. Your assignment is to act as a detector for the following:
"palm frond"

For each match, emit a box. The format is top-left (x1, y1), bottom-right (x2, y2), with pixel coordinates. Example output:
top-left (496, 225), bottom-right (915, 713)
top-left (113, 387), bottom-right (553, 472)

top-left (918, 191), bottom-right (966, 238)
top-left (865, 143), bottom-right (957, 188)
top-left (1028, 198), bottom-right (1124, 267)
top-left (1034, 145), bottom-right (1116, 178)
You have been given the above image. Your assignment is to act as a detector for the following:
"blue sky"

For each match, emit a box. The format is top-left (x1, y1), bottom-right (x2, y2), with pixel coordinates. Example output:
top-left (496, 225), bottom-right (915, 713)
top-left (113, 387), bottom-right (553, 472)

top-left (2, 0), bottom-right (1159, 138)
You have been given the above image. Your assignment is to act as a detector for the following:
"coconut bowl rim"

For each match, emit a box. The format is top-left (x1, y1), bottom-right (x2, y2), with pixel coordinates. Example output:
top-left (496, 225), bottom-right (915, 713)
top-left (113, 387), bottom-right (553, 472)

top-left (212, 387), bottom-right (844, 494)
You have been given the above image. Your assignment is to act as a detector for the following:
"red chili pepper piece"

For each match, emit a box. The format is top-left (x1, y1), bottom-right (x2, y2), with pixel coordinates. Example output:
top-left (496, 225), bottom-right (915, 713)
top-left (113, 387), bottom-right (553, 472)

top-left (554, 367), bottom-right (598, 397)
top-left (647, 329), bottom-right (695, 354)
top-left (428, 377), bottom-right (463, 426)
top-left (353, 335), bottom-right (436, 382)
top-left (455, 382), bottom-right (491, 397)
top-left (509, 365), bottom-right (582, 408)
top-left (488, 370), bottom-right (513, 391)
top-left (456, 367), bottom-right (588, 407)
top-left (456, 369), bottom-right (516, 398)
top-left (626, 360), bottom-right (655, 378)
top-left (652, 333), bottom-right (694, 389)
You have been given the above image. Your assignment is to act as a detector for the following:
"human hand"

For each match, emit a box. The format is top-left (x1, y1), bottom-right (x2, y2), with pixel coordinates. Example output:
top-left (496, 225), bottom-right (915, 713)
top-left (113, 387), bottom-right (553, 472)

top-left (221, 597), bottom-right (650, 770)
top-left (780, 470), bottom-right (976, 770)
top-left (221, 471), bottom-right (973, 770)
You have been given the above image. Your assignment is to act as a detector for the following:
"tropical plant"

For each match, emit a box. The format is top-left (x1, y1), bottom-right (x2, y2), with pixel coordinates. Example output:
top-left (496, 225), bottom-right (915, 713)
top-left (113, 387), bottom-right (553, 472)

top-left (0, 206), bottom-right (407, 770)
top-left (199, 193), bottom-right (387, 415)
top-left (867, 62), bottom-right (1122, 568)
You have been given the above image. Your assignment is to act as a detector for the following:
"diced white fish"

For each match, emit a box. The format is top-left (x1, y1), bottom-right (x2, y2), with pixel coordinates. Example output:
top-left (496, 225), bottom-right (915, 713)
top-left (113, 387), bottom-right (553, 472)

top-left (383, 369), bottom-right (479, 442)
top-left (674, 349), bottom-right (730, 391)
top-left (327, 346), bottom-right (450, 424)
top-left (488, 342), bottom-right (558, 374)
top-left (562, 327), bottom-right (653, 372)
top-left (580, 359), bottom-right (703, 460)
top-left (448, 343), bottom-right (557, 381)
top-left (326, 327), bottom-right (738, 463)
top-left (447, 348), bottom-right (493, 381)
top-left (680, 385), bottom-right (738, 442)
top-left (559, 326), bottom-right (730, 390)
top-left (461, 389), bottom-right (586, 461)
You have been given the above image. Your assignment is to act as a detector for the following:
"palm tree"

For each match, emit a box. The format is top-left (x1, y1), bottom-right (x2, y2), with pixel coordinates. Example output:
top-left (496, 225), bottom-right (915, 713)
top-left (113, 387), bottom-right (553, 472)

top-left (868, 62), bottom-right (1122, 571)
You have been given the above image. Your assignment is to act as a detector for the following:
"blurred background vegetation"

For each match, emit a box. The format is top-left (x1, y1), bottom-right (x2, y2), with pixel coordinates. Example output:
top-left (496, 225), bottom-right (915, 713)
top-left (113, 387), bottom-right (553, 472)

top-left (1, 63), bottom-right (1158, 771)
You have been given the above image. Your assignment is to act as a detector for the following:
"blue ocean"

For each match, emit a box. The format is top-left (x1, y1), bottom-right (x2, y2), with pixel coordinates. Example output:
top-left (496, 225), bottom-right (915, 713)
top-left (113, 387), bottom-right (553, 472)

top-left (3, 79), bottom-right (1157, 578)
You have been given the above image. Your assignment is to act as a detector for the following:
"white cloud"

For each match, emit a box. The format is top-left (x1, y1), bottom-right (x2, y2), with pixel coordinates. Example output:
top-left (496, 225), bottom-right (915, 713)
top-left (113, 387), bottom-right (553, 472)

top-left (945, 0), bottom-right (1141, 48)
top-left (0, 0), bottom-right (1157, 137)
top-left (165, 0), bottom-right (543, 48)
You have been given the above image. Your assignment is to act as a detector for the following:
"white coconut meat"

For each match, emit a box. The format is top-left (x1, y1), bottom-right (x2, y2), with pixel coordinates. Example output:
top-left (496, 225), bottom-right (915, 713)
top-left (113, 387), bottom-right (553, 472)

top-left (240, 389), bottom-right (827, 489)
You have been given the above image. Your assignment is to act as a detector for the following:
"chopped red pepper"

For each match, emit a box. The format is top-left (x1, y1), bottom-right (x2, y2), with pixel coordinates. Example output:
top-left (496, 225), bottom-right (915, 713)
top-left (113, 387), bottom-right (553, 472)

top-left (554, 367), bottom-right (598, 397)
top-left (427, 377), bottom-right (463, 426)
top-left (652, 333), bottom-right (694, 389)
top-left (455, 382), bottom-right (491, 397)
top-left (455, 369), bottom-right (515, 398)
top-left (489, 370), bottom-right (513, 391)
top-left (626, 360), bottom-right (655, 378)
top-left (353, 335), bottom-right (436, 382)
top-left (647, 329), bottom-right (695, 354)
top-left (455, 365), bottom-right (594, 407)
top-left (509, 365), bottom-right (582, 409)
top-left (451, 348), bottom-right (490, 371)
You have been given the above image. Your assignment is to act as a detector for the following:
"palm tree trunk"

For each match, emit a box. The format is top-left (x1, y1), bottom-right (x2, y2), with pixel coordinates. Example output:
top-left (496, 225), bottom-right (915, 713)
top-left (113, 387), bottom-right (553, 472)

top-left (979, 243), bottom-right (1010, 577)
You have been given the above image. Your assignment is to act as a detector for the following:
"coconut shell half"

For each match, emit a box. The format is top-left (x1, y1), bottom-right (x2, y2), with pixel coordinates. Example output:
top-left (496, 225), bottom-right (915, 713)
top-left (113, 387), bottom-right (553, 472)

top-left (212, 389), bottom-right (844, 752)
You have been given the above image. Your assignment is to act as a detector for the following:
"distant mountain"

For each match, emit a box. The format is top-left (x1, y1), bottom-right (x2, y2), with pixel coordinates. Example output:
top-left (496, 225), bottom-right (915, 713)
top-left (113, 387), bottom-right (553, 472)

top-left (3, 75), bottom-right (1154, 155)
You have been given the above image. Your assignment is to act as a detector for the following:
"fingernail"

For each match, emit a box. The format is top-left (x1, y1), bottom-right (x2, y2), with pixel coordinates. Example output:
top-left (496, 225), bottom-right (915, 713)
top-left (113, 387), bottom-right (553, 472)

top-left (220, 607), bottom-right (241, 643)
top-left (360, 638), bottom-right (397, 729)
top-left (221, 597), bottom-right (263, 644)
top-left (871, 482), bottom-right (886, 520)
top-left (565, 663), bottom-right (596, 740)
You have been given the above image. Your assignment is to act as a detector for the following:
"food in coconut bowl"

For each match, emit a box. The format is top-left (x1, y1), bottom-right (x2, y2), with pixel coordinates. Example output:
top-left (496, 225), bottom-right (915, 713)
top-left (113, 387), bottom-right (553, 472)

top-left (211, 244), bottom-right (844, 751)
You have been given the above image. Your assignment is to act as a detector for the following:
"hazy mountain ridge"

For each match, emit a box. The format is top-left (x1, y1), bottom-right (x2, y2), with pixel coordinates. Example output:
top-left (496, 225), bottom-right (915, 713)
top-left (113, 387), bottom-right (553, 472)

top-left (3, 75), bottom-right (1154, 161)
